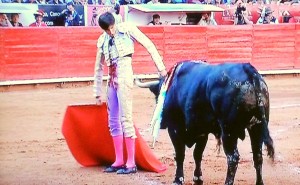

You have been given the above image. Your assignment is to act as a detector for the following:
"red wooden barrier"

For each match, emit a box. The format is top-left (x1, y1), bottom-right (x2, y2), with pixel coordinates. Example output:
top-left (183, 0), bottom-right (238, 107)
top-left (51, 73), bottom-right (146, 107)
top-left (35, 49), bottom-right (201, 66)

top-left (0, 29), bottom-right (4, 80)
top-left (0, 24), bottom-right (299, 82)
top-left (296, 24), bottom-right (300, 68)
top-left (207, 25), bottom-right (253, 63)
top-left (1, 27), bottom-right (101, 81)
top-left (163, 26), bottom-right (207, 65)
top-left (134, 26), bottom-right (165, 74)
top-left (252, 24), bottom-right (295, 70)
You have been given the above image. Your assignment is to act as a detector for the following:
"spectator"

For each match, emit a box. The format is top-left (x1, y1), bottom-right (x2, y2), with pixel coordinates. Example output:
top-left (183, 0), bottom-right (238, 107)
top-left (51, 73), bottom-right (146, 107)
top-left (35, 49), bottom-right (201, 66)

top-left (112, 3), bottom-right (122, 24)
top-left (10, 13), bottom-right (23, 27)
top-left (215, 0), bottom-right (223, 5)
top-left (48, 0), bottom-right (64, 4)
top-left (88, 0), bottom-right (102, 4)
top-left (81, 0), bottom-right (89, 5)
top-left (119, 0), bottom-right (135, 4)
top-left (234, 0), bottom-right (253, 24)
top-left (279, 10), bottom-right (296, 23)
top-left (270, 0), bottom-right (278, 4)
top-left (204, 0), bottom-right (215, 4)
top-left (26, 0), bottom-right (46, 3)
top-left (31, 0), bottom-right (47, 3)
top-left (105, 0), bottom-right (119, 5)
top-left (29, 10), bottom-right (47, 27)
top-left (256, 6), bottom-right (278, 24)
top-left (73, 0), bottom-right (83, 4)
top-left (148, 14), bottom-right (162, 25)
top-left (147, 0), bottom-right (160, 4)
top-left (278, 0), bottom-right (291, 4)
top-left (185, 13), bottom-right (200, 25)
top-left (61, 2), bottom-right (80, 26)
top-left (1, 0), bottom-right (13, 2)
top-left (254, 0), bottom-right (265, 5)
top-left (247, 0), bottom-right (254, 4)
top-left (0, 13), bottom-right (13, 27)
top-left (90, 7), bottom-right (99, 26)
top-left (223, 0), bottom-right (235, 5)
top-left (188, 0), bottom-right (205, 3)
top-left (171, 0), bottom-right (187, 3)
top-left (198, 12), bottom-right (218, 25)
top-left (14, 0), bottom-right (29, 2)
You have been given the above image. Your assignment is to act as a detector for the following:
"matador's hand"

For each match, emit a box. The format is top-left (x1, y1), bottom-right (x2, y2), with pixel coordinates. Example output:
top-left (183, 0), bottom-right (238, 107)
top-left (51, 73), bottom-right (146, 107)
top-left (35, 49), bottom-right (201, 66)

top-left (159, 69), bottom-right (167, 77)
top-left (95, 96), bottom-right (103, 105)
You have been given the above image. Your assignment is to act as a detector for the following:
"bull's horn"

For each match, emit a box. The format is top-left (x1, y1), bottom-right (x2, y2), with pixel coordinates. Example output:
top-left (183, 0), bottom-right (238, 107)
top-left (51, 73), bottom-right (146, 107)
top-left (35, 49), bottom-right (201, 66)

top-left (134, 78), bottom-right (159, 88)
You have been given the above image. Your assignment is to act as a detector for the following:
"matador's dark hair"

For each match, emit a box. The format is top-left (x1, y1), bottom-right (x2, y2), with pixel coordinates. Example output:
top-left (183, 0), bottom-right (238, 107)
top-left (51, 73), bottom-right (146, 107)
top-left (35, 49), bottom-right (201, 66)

top-left (98, 12), bottom-right (115, 30)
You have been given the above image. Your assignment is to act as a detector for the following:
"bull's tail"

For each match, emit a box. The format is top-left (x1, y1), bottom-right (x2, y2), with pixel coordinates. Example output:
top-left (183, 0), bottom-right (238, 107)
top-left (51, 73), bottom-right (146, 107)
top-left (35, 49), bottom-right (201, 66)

top-left (262, 119), bottom-right (275, 161)
top-left (245, 64), bottom-right (275, 161)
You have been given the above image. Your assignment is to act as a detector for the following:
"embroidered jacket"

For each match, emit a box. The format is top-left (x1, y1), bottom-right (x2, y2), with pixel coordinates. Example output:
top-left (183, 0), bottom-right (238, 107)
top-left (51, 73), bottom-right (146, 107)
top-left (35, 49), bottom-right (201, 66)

top-left (93, 22), bottom-right (166, 97)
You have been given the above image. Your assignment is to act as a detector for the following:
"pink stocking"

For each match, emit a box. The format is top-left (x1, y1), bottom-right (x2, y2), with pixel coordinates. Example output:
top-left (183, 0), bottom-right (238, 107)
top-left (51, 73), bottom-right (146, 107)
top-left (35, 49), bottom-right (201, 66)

top-left (125, 137), bottom-right (136, 168)
top-left (111, 135), bottom-right (124, 167)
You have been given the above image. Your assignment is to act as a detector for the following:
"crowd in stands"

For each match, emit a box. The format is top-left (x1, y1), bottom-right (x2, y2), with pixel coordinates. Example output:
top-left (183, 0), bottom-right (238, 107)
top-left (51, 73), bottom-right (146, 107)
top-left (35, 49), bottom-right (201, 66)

top-left (0, 0), bottom-right (299, 27)
top-left (0, 0), bottom-right (299, 4)
top-left (0, 1), bottom-right (80, 27)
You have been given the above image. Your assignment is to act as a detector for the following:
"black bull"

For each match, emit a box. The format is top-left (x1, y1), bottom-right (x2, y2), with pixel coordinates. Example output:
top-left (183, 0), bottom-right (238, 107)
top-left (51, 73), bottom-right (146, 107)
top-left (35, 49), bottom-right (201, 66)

top-left (136, 61), bottom-right (275, 185)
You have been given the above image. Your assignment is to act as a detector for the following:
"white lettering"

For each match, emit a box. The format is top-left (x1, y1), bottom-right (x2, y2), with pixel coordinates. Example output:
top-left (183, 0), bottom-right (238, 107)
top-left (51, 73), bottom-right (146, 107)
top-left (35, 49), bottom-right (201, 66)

top-left (50, 11), bottom-right (61, 17)
top-left (222, 16), bottom-right (234, 21)
top-left (45, 21), bottom-right (54, 26)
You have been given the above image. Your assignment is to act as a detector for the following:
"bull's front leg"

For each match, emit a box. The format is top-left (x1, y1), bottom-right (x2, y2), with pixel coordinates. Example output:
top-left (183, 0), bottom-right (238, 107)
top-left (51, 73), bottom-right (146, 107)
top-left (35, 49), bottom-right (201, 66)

top-left (193, 134), bottom-right (208, 185)
top-left (168, 127), bottom-right (185, 185)
top-left (222, 135), bottom-right (239, 185)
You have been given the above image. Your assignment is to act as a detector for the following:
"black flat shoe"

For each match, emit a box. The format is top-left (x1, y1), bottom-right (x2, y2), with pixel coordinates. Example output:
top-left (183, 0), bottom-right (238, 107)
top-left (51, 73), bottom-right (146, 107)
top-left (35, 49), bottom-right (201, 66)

top-left (116, 166), bottom-right (137, 174)
top-left (172, 176), bottom-right (184, 185)
top-left (104, 165), bottom-right (124, 173)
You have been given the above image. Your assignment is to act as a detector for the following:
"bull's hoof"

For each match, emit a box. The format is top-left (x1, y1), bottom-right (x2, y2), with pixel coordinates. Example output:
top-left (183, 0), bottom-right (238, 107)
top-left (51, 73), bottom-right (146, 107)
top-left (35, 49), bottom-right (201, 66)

top-left (172, 176), bottom-right (184, 185)
top-left (193, 176), bottom-right (203, 185)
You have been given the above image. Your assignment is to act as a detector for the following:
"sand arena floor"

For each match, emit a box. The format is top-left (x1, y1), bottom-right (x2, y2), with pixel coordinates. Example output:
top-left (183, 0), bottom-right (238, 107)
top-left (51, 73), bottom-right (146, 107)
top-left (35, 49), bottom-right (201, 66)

top-left (0, 75), bottom-right (300, 185)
